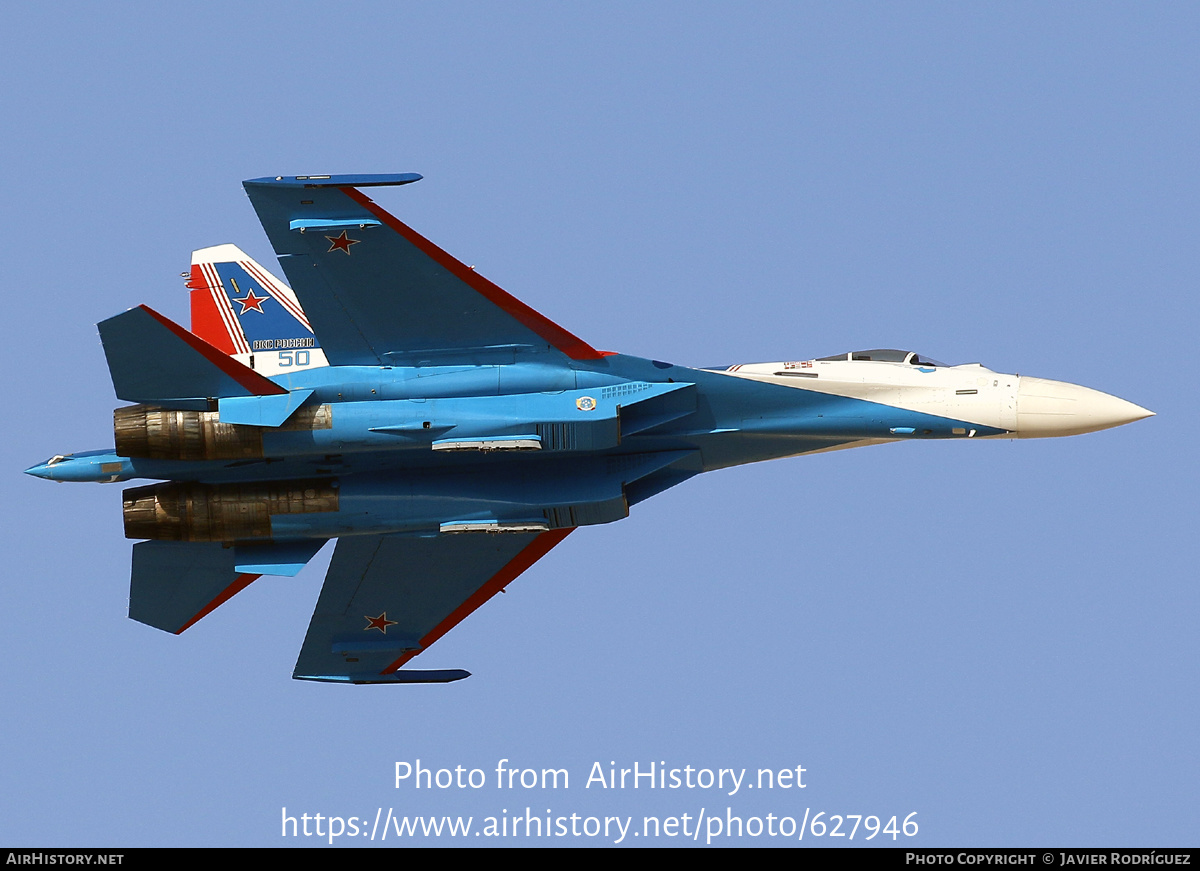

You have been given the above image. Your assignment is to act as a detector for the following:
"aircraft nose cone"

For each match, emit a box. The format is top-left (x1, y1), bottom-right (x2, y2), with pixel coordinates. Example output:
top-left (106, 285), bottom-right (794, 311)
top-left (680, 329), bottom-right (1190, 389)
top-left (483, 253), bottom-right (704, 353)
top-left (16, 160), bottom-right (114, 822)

top-left (1016, 377), bottom-right (1154, 438)
top-left (24, 462), bottom-right (55, 480)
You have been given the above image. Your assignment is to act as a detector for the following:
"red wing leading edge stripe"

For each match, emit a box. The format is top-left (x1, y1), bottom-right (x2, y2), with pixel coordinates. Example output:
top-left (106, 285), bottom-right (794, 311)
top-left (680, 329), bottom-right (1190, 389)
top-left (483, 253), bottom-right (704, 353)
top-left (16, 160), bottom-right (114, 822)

top-left (382, 528), bottom-right (575, 673)
top-left (175, 573), bottom-right (262, 635)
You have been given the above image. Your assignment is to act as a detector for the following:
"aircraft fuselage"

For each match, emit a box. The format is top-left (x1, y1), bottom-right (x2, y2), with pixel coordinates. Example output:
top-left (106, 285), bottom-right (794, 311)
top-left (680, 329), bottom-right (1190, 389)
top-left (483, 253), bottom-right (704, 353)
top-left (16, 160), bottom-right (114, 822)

top-left (29, 349), bottom-right (1150, 512)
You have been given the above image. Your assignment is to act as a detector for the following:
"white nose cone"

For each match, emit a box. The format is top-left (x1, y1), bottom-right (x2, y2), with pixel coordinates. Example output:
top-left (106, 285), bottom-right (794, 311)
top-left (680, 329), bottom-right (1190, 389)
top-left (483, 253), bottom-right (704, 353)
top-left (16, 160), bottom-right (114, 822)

top-left (1016, 377), bottom-right (1154, 438)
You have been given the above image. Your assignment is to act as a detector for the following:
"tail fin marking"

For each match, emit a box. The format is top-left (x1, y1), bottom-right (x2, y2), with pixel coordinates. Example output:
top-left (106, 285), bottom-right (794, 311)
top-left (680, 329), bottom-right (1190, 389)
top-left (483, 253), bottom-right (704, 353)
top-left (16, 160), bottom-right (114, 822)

top-left (188, 244), bottom-right (327, 375)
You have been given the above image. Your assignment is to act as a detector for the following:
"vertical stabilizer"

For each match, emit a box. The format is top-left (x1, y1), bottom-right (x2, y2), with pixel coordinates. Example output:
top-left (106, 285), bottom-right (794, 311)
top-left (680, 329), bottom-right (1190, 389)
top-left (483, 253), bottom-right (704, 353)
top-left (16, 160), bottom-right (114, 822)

top-left (188, 244), bottom-right (328, 376)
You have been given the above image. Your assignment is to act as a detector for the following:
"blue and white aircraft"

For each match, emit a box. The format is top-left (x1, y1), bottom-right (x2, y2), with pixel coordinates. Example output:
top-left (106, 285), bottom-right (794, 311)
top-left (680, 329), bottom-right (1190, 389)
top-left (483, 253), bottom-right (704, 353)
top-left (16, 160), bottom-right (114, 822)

top-left (26, 174), bottom-right (1153, 684)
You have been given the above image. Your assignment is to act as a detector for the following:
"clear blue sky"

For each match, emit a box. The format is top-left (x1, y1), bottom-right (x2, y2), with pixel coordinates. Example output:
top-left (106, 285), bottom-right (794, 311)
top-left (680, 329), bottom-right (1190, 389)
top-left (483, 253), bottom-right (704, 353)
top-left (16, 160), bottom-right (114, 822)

top-left (4, 2), bottom-right (1194, 846)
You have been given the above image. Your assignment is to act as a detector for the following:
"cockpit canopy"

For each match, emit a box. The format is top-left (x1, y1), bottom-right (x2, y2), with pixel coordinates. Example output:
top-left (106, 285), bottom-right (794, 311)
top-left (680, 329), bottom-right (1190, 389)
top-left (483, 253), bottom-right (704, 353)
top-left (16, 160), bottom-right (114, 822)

top-left (816, 348), bottom-right (949, 367)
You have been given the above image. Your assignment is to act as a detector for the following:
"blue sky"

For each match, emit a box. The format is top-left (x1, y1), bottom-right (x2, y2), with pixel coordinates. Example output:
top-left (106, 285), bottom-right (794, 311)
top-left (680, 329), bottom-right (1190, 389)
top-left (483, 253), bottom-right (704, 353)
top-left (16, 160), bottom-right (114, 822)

top-left (3, 3), bottom-right (1195, 847)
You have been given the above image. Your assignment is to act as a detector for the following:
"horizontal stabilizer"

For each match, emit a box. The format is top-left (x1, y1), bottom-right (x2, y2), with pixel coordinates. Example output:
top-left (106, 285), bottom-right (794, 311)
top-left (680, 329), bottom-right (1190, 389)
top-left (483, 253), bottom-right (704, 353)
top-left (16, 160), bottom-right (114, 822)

top-left (129, 541), bottom-right (260, 634)
top-left (99, 305), bottom-right (286, 403)
top-left (131, 539), bottom-right (327, 633)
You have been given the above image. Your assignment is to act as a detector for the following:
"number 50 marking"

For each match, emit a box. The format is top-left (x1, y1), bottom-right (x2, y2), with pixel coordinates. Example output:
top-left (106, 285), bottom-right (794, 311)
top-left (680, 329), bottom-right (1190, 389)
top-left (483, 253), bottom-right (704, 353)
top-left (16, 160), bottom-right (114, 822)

top-left (278, 350), bottom-right (311, 367)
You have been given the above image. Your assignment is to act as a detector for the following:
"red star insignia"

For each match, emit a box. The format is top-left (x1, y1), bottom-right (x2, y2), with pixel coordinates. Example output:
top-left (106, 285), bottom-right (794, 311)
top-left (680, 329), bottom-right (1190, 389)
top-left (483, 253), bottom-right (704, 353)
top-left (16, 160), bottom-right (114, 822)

top-left (326, 231), bottom-right (361, 255)
top-left (234, 288), bottom-right (267, 314)
top-left (365, 612), bottom-right (398, 633)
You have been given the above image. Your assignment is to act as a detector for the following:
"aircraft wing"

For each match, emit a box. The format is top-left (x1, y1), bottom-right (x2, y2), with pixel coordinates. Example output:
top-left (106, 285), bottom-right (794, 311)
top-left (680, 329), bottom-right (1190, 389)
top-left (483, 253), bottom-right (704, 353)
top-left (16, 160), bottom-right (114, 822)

top-left (242, 175), bottom-right (603, 366)
top-left (293, 528), bottom-right (573, 684)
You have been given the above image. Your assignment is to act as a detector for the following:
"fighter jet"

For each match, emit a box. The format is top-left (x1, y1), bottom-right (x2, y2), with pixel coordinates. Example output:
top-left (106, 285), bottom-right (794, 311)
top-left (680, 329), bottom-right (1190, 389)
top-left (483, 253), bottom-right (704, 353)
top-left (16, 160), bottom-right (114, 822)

top-left (25, 174), bottom-right (1153, 684)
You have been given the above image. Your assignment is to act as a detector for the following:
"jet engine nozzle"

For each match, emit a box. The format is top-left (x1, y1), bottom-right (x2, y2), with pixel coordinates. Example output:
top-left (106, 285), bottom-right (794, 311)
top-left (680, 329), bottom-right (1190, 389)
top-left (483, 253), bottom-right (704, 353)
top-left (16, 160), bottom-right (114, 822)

top-left (1015, 377), bottom-right (1154, 438)
top-left (122, 480), bottom-right (339, 542)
